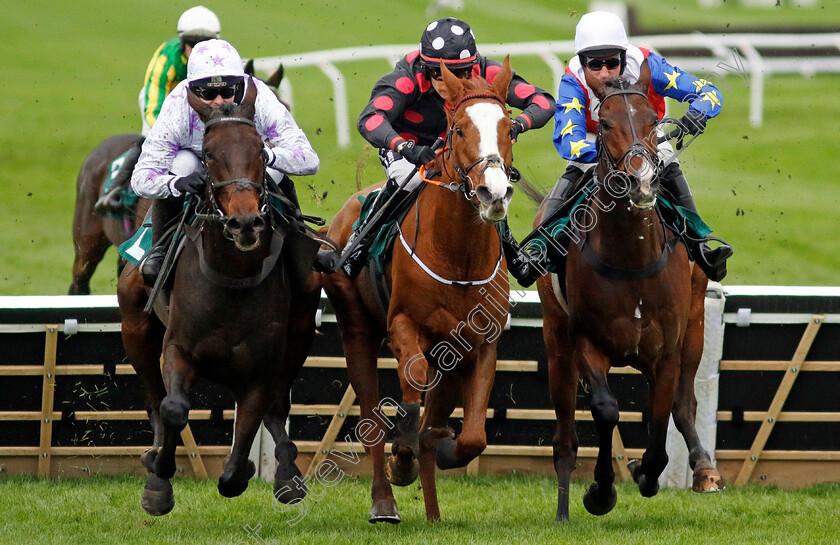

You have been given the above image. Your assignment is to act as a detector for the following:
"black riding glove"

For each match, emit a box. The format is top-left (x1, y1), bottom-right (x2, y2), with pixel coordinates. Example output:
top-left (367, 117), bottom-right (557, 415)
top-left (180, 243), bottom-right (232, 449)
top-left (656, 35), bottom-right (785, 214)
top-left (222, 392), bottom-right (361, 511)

top-left (677, 109), bottom-right (707, 136)
top-left (400, 141), bottom-right (436, 167)
top-left (172, 171), bottom-right (208, 196)
top-left (510, 117), bottom-right (526, 141)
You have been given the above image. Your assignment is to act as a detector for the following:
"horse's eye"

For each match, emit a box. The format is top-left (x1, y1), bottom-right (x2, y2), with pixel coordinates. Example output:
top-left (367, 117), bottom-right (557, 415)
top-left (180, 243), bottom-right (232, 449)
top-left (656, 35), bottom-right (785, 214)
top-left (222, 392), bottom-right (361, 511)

top-left (601, 122), bottom-right (611, 131)
top-left (455, 127), bottom-right (464, 137)
top-left (204, 150), bottom-right (214, 160)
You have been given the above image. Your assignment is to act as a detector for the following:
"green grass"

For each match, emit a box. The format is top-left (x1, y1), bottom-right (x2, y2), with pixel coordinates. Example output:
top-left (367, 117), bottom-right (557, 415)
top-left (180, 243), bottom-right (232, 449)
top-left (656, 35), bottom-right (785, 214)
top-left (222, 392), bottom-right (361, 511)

top-left (1, 474), bottom-right (840, 544)
top-left (1, 0), bottom-right (837, 295)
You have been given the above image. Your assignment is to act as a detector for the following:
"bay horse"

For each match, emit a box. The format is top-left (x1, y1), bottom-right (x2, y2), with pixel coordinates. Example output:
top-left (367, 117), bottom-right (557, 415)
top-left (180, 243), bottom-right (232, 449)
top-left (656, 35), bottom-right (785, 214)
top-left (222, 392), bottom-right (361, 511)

top-left (535, 72), bottom-right (724, 521)
top-left (70, 133), bottom-right (148, 294)
top-left (69, 63), bottom-right (285, 295)
top-left (322, 59), bottom-right (516, 523)
top-left (117, 80), bottom-right (320, 515)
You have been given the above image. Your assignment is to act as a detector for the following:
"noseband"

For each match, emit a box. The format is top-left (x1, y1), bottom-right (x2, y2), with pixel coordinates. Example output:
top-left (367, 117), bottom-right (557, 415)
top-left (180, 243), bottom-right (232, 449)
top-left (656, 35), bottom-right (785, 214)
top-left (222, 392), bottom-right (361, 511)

top-left (595, 87), bottom-right (662, 177)
top-left (441, 93), bottom-right (519, 198)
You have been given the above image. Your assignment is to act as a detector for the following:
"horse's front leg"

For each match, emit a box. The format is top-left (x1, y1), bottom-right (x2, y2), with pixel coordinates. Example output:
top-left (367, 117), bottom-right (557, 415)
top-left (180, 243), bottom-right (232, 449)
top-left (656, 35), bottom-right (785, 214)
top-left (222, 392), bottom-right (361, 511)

top-left (263, 387), bottom-right (306, 504)
top-left (435, 343), bottom-right (497, 470)
top-left (155, 343), bottom-right (198, 480)
top-left (578, 339), bottom-right (619, 516)
top-left (387, 313), bottom-right (429, 487)
top-left (417, 370), bottom-right (460, 522)
top-left (219, 385), bottom-right (273, 498)
top-left (629, 356), bottom-right (679, 498)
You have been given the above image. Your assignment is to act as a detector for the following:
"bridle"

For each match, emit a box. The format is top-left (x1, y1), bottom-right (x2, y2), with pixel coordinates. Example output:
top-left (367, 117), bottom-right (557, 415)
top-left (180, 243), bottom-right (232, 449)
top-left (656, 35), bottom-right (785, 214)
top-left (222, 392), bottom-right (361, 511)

top-left (193, 116), bottom-right (271, 239)
top-left (438, 92), bottom-right (520, 199)
top-left (595, 86), bottom-right (662, 179)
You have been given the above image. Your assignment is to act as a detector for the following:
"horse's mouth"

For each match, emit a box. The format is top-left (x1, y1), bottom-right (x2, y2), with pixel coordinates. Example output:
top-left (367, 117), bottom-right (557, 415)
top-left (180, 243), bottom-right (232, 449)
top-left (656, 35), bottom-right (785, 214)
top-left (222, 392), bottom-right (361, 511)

top-left (630, 196), bottom-right (657, 210)
top-left (479, 204), bottom-right (508, 223)
top-left (234, 239), bottom-right (261, 252)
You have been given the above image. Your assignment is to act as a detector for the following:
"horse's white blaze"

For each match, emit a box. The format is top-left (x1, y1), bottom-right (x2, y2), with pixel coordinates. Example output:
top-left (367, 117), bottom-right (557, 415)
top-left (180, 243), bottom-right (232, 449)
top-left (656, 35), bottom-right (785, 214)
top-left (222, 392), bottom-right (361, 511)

top-left (466, 102), bottom-right (511, 203)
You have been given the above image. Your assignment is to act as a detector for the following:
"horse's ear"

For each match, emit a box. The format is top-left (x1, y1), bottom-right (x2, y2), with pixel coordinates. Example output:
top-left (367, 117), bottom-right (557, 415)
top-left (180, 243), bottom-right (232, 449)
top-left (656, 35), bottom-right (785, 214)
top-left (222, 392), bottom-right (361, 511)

top-left (637, 60), bottom-right (651, 94)
top-left (188, 87), bottom-right (214, 122)
top-left (441, 62), bottom-right (466, 105)
top-left (237, 77), bottom-right (258, 120)
top-left (244, 58), bottom-right (255, 76)
top-left (492, 56), bottom-right (513, 103)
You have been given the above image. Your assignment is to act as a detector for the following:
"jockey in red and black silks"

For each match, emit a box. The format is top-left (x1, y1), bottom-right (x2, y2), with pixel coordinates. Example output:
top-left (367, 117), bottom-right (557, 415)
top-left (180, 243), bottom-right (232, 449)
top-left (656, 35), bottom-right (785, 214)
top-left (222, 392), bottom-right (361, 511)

top-left (339, 17), bottom-right (556, 279)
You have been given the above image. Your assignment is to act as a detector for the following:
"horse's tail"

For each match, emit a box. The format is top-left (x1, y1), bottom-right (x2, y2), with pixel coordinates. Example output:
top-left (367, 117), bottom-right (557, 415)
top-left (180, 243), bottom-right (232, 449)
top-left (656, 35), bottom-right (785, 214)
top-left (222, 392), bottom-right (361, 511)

top-left (515, 174), bottom-right (548, 208)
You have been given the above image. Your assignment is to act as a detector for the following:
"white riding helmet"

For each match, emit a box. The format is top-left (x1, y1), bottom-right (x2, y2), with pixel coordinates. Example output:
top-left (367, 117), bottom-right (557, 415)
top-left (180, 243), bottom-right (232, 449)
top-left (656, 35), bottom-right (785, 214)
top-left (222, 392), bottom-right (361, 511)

top-left (187, 39), bottom-right (245, 83)
top-left (574, 11), bottom-right (630, 55)
top-left (177, 6), bottom-right (221, 39)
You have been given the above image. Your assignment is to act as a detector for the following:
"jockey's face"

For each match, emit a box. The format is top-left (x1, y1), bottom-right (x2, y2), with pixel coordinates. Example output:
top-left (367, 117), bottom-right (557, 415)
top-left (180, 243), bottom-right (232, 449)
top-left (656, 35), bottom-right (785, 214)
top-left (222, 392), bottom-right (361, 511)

top-left (429, 64), bottom-right (472, 102)
top-left (582, 53), bottom-right (622, 83)
top-left (190, 79), bottom-right (239, 108)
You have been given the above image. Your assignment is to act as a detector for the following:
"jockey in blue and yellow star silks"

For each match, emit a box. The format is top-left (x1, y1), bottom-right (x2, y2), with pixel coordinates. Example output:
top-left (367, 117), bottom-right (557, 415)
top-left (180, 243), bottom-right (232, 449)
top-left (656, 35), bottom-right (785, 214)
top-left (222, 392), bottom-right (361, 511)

top-left (513, 11), bottom-right (732, 286)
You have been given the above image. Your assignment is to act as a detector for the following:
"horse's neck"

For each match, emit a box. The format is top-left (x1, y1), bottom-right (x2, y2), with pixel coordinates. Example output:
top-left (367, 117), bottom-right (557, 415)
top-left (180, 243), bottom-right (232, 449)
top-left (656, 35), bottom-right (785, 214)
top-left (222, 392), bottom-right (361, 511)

top-left (414, 183), bottom-right (499, 271)
top-left (588, 173), bottom-right (664, 269)
top-left (201, 224), bottom-right (272, 277)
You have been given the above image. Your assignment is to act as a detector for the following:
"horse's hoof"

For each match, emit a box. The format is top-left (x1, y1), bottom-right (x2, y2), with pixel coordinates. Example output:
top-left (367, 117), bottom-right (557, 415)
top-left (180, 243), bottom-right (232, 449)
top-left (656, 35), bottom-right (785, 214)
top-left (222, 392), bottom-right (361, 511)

top-left (369, 499), bottom-right (401, 524)
top-left (140, 448), bottom-right (158, 473)
top-left (693, 463), bottom-right (726, 493)
top-left (141, 474), bottom-right (174, 516)
top-left (582, 482), bottom-right (617, 516)
top-left (637, 474), bottom-right (660, 497)
top-left (154, 454), bottom-right (177, 480)
top-left (218, 461), bottom-right (255, 498)
top-left (385, 454), bottom-right (420, 486)
top-left (274, 478), bottom-right (307, 504)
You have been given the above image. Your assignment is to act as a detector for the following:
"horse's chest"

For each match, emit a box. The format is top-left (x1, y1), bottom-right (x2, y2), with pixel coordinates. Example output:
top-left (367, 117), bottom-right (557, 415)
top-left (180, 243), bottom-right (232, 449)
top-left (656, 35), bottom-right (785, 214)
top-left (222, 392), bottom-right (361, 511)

top-left (580, 301), bottom-right (680, 362)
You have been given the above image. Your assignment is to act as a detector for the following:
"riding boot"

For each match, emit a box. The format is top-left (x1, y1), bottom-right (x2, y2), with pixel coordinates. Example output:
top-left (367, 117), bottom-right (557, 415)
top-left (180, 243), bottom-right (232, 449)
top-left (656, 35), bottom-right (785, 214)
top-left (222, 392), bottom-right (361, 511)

top-left (340, 182), bottom-right (407, 279)
top-left (538, 165), bottom-right (586, 228)
top-left (94, 139), bottom-right (143, 215)
top-left (141, 197), bottom-right (182, 287)
top-left (661, 162), bottom-right (733, 282)
top-left (277, 174), bottom-right (302, 219)
top-left (500, 220), bottom-right (543, 288)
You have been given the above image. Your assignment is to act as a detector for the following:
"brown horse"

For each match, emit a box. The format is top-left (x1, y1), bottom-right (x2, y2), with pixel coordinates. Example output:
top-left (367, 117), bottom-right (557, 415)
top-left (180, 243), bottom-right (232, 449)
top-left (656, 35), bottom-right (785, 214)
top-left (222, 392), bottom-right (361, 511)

top-left (69, 64), bottom-right (285, 295)
top-left (117, 80), bottom-right (320, 515)
top-left (535, 72), bottom-right (724, 521)
top-left (70, 133), bottom-right (148, 294)
top-left (322, 59), bottom-right (516, 523)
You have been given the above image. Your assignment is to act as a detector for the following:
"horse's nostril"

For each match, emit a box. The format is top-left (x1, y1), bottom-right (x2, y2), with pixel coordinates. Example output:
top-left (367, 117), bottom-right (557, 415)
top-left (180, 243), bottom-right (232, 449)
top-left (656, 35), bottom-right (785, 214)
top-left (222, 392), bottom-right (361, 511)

top-left (253, 216), bottom-right (265, 232)
top-left (226, 218), bottom-right (242, 233)
top-left (476, 186), bottom-right (493, 205)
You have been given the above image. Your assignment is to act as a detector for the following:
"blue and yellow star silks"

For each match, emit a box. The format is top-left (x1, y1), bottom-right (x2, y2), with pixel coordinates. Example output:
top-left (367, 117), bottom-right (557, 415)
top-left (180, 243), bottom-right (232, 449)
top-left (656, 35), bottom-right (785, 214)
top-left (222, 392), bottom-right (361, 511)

top-left (648, 52), bottom-right (723, 118)
top-left (568, 139), bottom-right (590, 159)
top-left (560, 97), bottom-right (585, 114)
top-left (663, 70), bottom-right (681, 90)
top-left (559, 119), bottom-right (576, 137)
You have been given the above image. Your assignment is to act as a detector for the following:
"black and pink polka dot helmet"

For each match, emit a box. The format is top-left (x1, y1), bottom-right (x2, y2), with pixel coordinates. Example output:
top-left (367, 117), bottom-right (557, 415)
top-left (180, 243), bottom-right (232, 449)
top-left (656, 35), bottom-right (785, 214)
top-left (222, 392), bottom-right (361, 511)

top-left (419, 18), bottom-right (477, 73)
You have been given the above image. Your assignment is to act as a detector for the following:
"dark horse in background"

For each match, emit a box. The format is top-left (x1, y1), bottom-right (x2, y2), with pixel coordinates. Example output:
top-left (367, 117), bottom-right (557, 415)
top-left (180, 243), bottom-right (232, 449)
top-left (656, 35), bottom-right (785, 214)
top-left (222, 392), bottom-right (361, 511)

top-left (535, 69), bottom-right (724, 521)
top-left (69, 62), bottom-right (286, 295)
top-left (322, 59), bottom-right (516, 523)
top-left (117, 80), bottom-right (320, 515)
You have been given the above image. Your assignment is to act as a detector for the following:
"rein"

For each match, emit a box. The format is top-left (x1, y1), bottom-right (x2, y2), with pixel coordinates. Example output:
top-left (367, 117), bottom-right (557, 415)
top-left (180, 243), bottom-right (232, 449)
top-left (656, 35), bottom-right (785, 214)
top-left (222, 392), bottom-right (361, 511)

top-left (423, 92), bottom-right (517, 198)
top-left (578, 85), bottom-right (677, 281)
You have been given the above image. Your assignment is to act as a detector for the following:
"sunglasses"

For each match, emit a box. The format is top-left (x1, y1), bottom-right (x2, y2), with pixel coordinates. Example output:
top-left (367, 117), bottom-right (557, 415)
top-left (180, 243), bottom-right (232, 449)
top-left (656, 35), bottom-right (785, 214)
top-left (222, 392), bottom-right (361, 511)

top-left (584, 55), bottom-right (622, 71)
top-left (429, 67), bottom-right (473, 80)
top-left (190, 85), bottom-right (238, 101)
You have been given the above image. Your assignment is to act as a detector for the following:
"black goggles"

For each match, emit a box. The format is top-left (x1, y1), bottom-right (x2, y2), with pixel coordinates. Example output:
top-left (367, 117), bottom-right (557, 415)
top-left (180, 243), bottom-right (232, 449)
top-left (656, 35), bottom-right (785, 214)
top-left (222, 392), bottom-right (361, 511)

top-left (428, 66), bottom-right (473, 80)
top-left (190, 84), bottom-right (238, 101)
top-left (584, 55), bottom-right (622, 71)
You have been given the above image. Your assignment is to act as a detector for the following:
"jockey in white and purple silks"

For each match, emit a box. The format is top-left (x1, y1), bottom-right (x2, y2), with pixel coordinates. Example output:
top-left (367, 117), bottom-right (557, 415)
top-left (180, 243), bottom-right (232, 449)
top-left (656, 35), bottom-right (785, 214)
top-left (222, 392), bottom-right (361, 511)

top-left (131, 39), bottom-right (319, 285)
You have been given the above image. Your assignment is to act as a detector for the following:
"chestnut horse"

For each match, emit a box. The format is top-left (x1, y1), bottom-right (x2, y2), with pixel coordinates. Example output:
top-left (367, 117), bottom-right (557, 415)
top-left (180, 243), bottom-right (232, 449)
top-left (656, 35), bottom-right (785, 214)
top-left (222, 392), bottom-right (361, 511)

top-left (322, 60), bottom-right (516, 523)
top-left (117, 80), bottom-right (320, 515)
top-left (536, 74), bottom-right (724, 521)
